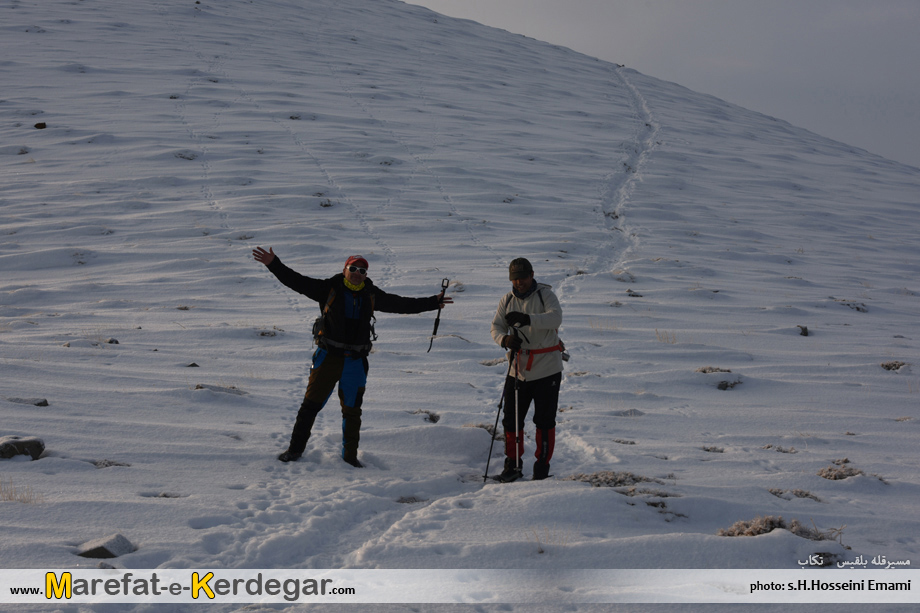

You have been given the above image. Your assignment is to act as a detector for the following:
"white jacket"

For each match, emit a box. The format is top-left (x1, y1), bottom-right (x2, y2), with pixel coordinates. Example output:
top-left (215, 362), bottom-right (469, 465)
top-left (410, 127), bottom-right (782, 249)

top-left (491, 282), bottom-right (564, 381)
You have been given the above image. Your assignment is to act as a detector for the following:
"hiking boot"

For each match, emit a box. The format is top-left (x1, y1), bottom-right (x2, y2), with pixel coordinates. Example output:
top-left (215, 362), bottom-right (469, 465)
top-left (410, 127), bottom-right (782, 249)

top-left (497, 457), bottom-right (523, 483)
top-left (343, 455), bottom-right (364, 468)
top-left (532, 460), bottom-right (550, 481)
top-left (497, 465), bottom-right (523, 483)
top-left (277, 449), bottom-right (302, 463)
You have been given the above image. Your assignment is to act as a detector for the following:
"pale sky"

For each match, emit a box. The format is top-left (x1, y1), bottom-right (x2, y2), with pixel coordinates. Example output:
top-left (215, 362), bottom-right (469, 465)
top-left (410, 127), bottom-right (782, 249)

top-left (407, 0), bottom-right (920, 169)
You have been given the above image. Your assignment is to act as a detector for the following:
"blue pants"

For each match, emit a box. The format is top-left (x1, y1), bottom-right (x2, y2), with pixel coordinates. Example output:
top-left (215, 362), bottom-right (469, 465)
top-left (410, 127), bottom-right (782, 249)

top-left (287, 348), bottom-right (369, 459)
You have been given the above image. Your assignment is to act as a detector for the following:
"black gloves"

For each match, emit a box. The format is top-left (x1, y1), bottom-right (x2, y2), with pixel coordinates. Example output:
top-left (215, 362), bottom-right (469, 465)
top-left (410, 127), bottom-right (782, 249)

top-left (505, 311), bottom-right (530, 328)
top-left (501, 334), bottom-right (523, 350)
top-left (501, 312), bottom-right (529, 349)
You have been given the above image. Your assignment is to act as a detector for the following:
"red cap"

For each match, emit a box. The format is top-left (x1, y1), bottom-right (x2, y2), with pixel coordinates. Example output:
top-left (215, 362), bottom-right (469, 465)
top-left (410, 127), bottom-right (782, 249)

top-left (345, 255), bottom-right (369, 270)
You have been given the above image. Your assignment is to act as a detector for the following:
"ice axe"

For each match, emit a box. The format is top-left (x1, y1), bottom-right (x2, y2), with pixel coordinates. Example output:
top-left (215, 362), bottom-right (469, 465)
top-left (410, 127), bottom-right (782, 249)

top-left (427, 278), bottom-right (450, 353)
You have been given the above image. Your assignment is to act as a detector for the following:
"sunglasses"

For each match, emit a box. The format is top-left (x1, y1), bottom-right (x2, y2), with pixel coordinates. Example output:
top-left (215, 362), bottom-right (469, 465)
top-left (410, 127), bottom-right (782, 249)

top-left (347, 265), bottom-right (367, 275)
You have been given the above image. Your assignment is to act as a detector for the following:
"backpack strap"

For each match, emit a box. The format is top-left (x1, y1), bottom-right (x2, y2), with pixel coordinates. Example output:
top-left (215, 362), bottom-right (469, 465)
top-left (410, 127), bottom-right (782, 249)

top-left (502, 287), bottom-right (545, 314)
top-left (322, 288), bottom-right (336, 315)
top-left (368, 291), bottom-right (377, 341)
top-left (313, 288), bottom-right (337, 344)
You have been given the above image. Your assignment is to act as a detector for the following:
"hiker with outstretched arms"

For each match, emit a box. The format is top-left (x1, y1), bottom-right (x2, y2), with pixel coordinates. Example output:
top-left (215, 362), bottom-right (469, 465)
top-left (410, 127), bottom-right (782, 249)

top-left (490, 258), bottom-right (565, 482)
top-left (253, 247), bottom-right (452, 466)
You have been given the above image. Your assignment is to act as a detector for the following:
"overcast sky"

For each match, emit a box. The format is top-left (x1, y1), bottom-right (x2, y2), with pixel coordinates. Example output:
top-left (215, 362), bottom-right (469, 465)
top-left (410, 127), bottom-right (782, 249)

top-left (407, 0), bottom-right (920, 169)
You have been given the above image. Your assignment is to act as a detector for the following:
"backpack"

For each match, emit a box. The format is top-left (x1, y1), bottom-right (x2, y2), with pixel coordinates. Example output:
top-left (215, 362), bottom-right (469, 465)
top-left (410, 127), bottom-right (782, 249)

top-left (312, 287), bottom-right (377, 353)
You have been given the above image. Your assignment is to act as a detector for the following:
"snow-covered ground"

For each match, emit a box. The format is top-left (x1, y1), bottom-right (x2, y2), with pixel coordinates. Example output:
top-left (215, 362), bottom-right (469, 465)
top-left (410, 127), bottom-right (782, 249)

top-left (2, 0), bottom-right (918, 610)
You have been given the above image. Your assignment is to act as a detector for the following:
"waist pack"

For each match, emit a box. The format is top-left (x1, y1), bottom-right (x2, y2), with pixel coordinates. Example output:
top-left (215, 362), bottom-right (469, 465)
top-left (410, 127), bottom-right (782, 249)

top-left (518, 341), bottom-right (568, 371)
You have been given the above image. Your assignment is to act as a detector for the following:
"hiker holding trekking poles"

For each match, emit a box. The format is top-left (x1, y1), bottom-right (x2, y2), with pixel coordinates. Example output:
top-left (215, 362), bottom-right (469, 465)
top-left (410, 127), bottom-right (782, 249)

top-left (490, 258), bottom-right (565, 482)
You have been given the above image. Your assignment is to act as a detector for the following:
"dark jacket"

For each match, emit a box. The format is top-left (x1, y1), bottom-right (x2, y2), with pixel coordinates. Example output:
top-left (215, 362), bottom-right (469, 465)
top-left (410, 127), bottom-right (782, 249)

top-left (267, 257), bottom-right (440, 352)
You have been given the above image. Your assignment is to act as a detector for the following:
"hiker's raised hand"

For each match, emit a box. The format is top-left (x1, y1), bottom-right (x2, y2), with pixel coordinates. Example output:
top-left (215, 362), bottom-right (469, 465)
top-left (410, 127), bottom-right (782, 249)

top-left (253, 246), bottom-right (276, 266)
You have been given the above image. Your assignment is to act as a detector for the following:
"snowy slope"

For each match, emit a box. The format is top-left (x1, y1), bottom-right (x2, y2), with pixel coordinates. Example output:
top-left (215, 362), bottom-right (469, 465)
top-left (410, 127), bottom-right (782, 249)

top-left (2, 0), bottom-right (919, 609)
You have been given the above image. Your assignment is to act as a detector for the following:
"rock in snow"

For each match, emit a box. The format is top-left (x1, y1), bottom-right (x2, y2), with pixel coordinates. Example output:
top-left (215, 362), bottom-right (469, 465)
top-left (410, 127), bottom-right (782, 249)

top-left (76, 533), bottom-right (137, 559)
top-left (0, 436), bottom-right (45, 460)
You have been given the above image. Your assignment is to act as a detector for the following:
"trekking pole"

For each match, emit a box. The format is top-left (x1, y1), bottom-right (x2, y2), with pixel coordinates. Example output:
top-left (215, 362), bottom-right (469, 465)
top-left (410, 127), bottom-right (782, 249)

top-left (426, 278), bottom-right (450, 353)
top-left (508, 325), bottom-right (527, 473)
top-left (513, 338), bottom-right (521, 473)
top-left (483, 350), bottom-right (515, 483)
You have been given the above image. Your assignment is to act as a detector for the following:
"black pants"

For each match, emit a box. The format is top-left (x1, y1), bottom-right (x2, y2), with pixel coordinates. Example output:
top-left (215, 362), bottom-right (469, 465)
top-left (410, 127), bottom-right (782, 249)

top-left (501, 371), bottom-right (561, 432)
top-left (502, 371), bottom-right (561, 464)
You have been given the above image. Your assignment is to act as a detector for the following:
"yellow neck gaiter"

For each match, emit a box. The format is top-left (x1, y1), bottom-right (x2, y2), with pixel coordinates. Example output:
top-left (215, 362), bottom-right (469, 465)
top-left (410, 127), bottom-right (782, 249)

top-left (343, 277), bottom-right (365, 292)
